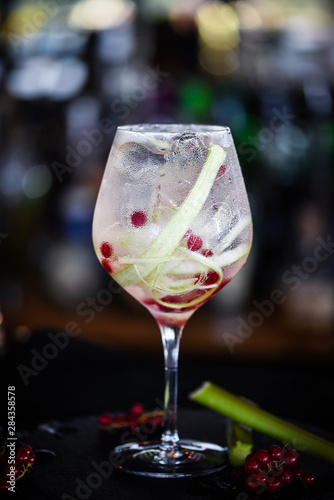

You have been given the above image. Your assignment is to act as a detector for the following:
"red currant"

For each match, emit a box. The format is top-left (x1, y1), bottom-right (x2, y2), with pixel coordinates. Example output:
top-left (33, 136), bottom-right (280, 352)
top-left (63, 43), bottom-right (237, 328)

top-left (282, 448), bottom-right (299, 466)
top-left (18, 445), bottom-right (32, 457)
top-left (98, 413), bottom-right (113, 426)
top-left (16, 445), bottom-right (33, 465)
top-left (129, 403), bottom-right (144, 418)
top-left (268, 444), bottom-right (282, 461)
top-left (253, 449), bottom-right (271, 467)
top-left (244, 457), bottom-right (260, 474)
top-left (280, 468), bottom-right (294, 486)
top-left (292, 466), bottom-right (304, 478)
top-left (200, 249), bottom-right (213, 257)
top-left (28, 453), bottom-right (36, 466)
top-left (187, 234), bottom-right (203, 252)
top-left (266, 475), bottom-right (282, 493)
top-left (303, 472), bottom-right (316, 486)
top-left (101, 259), bottom-right (112, 273)
top-left (244, 472), bottom-right (266, 492)
top-left (100, 241), bottom-right (113, 258)
top-left (216, 165), bottom-right (226, 178)
top-left (131, 211), bottom-right (147, 227)
top-left (195, 271), bottom-right (220, 287)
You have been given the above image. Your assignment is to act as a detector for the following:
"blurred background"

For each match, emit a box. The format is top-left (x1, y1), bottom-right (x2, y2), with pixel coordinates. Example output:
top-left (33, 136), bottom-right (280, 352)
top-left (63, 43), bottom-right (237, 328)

top-left (1, 0), bottom-right (334, 363)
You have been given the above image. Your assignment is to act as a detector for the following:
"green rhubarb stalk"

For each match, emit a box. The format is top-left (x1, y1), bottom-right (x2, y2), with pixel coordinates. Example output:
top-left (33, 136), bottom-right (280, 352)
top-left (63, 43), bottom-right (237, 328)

top-left (112, 143), bottom-right (226, 287)
top-left (189, 381), bottom-right (334, 466)
top-left (227, 419), bottom-right (253, 467)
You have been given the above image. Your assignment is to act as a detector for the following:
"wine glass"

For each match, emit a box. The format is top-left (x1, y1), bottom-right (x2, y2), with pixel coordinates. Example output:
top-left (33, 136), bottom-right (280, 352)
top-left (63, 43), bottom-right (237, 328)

top-left (92, 124), bottom-right (252, 477)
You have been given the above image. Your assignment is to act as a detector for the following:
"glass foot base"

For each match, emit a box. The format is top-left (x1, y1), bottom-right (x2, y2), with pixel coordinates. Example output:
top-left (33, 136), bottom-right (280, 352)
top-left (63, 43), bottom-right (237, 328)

top-left (109, 439), bottom-right (228, 478)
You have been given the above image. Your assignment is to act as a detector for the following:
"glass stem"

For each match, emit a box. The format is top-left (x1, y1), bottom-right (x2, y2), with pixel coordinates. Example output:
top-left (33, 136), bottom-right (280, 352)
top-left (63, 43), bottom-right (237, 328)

top-left (159, 325), bottom-right (183, 450)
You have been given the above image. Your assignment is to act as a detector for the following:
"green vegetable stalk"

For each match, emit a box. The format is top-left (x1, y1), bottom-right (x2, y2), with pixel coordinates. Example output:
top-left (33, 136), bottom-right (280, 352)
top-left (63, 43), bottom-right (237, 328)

top-left (227, 419), bottom-right (253, 467)
top-left (190, 381), bottom-right (334, 466)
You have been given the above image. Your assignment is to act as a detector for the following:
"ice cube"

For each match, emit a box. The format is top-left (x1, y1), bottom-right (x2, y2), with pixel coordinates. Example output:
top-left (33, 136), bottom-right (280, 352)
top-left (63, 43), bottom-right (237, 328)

top-left (113, 141), bottom-right (165, 180)
top-left (171, 131), bottom-right (210, 154)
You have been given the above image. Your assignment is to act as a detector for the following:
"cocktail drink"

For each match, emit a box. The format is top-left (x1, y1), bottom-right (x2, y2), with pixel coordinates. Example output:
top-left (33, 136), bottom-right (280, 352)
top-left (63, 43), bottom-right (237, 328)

top-left (92, 124), bottom-right (252, 477)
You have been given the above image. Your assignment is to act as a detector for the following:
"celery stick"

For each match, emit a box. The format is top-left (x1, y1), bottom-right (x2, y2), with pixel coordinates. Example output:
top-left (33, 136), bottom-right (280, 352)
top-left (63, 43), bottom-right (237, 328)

top-left (190, 382), bottom-right (334, 466)
top-left (227, 419), bottom-right (253, 467)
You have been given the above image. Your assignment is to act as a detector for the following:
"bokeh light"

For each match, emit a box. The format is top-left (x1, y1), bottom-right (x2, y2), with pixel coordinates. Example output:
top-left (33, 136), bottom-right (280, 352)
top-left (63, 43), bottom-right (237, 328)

top-left (22, 164), bottom-right (53, 199)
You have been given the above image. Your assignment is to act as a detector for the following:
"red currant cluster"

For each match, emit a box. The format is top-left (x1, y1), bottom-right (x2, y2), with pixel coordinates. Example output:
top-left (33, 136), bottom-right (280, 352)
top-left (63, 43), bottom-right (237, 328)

top-left (0, 444), bottom-right (35, 495)
top-left (242, 445), bottom-right (316, 494)
top-left (98, 403), bottom-right (164, 430)
top-left (100, 241), bottom-right (114, 273)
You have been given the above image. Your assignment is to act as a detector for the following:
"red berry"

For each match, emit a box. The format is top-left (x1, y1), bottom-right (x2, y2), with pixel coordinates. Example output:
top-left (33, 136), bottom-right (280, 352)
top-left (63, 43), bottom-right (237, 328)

top-left (244, 472), bottom-right (266, 493)
top-left (131, 211), bottom-right (147, 228)
top-left (18, 445), bottom-right (33, 457)
top-left (28, 453), bottom-right (36, 466)
top-left (216, 164), bottom-right (226, 178)
top-left (292, 466), bottom-right (304, 478)
top-left (268, 444), bottom-right (282, 461)
top-left (244, 457), bottom-right (260, 474)
top-left (98, 413), bottom-right (113, 426)
top-left (100, 241), bottom-right (113, 258)
top-left (280, 468), bottom-right (294, 486)
top-left (195, 270), bottom-right (220, 287)
top-left (283, 448), bottom-right (299, 466)
top-left (129, 403), bottom-right (144, 418)
top-left (16, 445), bottom-right (33, 465)
top-left (303, 472), bottom-right (316, 486)
top-left (266, 475), bottom-right (282, 493)
top-left (254, 449), bottom-right (271, 467)
top-left (187, 234), bottom-right (203, 252)
top-left (206, 271), bottom-right (220, 285)
top-left (101, 259), bottom-right (112, 273)
top-left (201, 249), bottom-right (213, 257)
